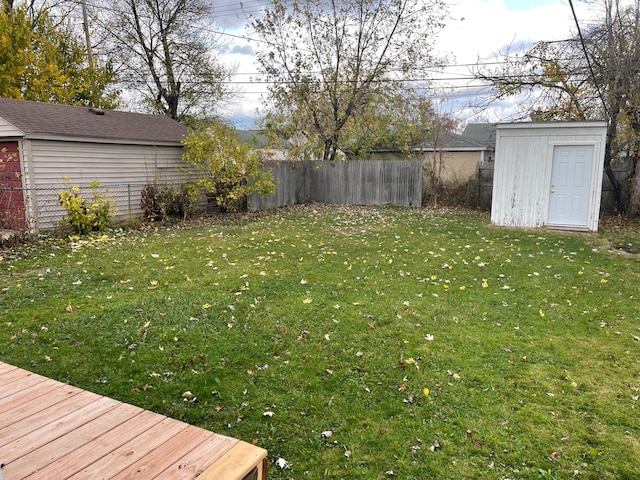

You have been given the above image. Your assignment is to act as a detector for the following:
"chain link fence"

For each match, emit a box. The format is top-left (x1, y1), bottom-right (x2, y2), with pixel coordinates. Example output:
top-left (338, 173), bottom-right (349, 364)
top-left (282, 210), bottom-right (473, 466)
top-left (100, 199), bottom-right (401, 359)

top-left (1, 181), bottom-right (190, 232)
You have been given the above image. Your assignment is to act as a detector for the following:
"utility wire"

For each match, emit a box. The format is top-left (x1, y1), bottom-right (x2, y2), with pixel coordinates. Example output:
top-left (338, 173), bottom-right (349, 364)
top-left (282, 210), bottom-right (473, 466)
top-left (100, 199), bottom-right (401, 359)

top-left (568, 0), bottom-right (610, 119)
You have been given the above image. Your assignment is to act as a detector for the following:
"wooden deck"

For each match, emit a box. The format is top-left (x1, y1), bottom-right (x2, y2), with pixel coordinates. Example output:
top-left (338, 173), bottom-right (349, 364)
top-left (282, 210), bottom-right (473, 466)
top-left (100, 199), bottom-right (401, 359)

top-left (0, 362), bottom-right (267, 479)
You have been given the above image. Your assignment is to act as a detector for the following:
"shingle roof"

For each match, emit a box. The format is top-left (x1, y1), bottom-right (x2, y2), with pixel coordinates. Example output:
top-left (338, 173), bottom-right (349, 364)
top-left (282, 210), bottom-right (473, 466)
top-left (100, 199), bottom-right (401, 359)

top-left (414, 130), bottom-right (489, 150)
top-left (461, 123), bottom-right (497, 147)
top-left (0, 97), bottom-right (187, 144)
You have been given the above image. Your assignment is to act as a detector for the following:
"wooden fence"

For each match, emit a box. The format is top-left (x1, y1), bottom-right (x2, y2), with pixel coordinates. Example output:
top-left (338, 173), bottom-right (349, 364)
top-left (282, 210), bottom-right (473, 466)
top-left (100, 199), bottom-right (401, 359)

top-left (248, 159), bottom-right (423, 211)
top-left (249, 158), bottom-right (631, 214)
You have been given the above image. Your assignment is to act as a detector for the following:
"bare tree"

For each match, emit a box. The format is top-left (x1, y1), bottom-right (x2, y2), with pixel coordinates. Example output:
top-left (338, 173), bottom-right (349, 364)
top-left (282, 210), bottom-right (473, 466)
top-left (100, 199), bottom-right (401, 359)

top-left (95, 0), bottom-right (233, 122)
top-left (251, 0), bottom-right (448, 161)
top-left (476, 0), bottom-right (640, 213)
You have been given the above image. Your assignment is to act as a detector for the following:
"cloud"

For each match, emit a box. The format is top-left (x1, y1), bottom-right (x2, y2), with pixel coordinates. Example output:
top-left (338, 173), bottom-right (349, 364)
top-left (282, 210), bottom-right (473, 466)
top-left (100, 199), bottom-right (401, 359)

top-left (229, 44), bottom-right (255, 56)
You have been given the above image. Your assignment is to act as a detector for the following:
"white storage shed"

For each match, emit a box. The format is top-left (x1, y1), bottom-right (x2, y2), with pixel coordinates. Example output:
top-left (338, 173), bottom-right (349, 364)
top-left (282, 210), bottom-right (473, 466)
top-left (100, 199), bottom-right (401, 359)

top-left (0, 97), bottom-right (189, 232)
top-left (491, 121), bottom-right (607, 232)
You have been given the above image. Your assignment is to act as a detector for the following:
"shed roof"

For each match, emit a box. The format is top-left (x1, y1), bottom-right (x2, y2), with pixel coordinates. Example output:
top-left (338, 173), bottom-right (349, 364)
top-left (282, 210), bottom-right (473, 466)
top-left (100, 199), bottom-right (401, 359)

top-left (0, 97), bottom-right (187, 144)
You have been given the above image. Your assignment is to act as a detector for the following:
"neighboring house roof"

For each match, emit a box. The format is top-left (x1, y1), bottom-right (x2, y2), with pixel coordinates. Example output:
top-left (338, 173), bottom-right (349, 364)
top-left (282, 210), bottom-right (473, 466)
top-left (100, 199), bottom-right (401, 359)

top-left (0, 97), bottom-right (187, 144)
top-left (236, 129), bottom-right (270, 148)
top-left (413, 130), bottom-right (489, 152)
top-left (372, 130), bottom-right (490, 153)
top-left (461, 123), bottom-right (497, 148)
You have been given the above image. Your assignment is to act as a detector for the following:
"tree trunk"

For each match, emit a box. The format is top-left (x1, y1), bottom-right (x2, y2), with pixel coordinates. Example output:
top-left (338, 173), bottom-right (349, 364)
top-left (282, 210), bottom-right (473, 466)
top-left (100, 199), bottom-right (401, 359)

top-left (604, 114), bottom-right (625, 212)
top-left (627, 156), bottom-right (640, 216)
top-left (625, 113), bottom-right (640, 216)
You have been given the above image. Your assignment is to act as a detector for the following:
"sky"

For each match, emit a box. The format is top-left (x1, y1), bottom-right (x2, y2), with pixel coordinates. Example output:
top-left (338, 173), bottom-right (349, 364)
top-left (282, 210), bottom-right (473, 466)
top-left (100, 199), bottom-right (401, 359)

top-left (212, 0), bottom-right (613, 129)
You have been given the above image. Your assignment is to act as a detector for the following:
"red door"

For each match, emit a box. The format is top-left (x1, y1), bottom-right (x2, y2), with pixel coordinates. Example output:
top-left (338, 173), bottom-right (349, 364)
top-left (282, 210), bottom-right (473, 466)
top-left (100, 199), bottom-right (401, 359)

top-left (0, 141), bottom-right (27, 230)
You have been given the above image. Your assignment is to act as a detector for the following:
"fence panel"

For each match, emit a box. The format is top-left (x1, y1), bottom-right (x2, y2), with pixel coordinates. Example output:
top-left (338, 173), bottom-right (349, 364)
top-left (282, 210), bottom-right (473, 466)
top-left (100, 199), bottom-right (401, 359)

top-left (248, 159), bottom-right (422, 211)
top-left (2, 180), bottom-right (198, 232)
top-left (7, 161), bottom-right (423, 231)
top-left (311, 160), bottom-right (422, 207)
top-left (247, 160), bottom-right (312, 211)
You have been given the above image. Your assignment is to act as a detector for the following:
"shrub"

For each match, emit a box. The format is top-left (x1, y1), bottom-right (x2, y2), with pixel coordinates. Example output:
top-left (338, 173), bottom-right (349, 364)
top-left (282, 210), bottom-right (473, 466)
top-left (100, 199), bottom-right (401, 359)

top-left (140, 183), bottom-right (198, 221)
top-left (58, 180), bottom-right (114, 234)
top-left (182, 120), bottom-right (276, 213)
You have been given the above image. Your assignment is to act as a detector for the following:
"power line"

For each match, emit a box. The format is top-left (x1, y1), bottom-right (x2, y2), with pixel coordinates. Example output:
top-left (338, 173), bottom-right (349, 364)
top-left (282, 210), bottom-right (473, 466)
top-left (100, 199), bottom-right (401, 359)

top-left (568, 0), bottom-right (609, 119)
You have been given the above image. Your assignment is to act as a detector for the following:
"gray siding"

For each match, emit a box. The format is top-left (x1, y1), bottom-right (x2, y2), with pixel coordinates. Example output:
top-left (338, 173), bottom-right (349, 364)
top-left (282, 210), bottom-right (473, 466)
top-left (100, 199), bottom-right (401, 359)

top-left (0, 118), bottom-right (23, 137)
top-left (25, 139), bottom-right (188, 230)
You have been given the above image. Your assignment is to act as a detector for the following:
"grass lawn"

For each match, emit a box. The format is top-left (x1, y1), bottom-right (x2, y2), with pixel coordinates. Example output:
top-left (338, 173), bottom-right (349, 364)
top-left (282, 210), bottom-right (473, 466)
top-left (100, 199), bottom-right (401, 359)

top-left (1, 205), bottom-right (639, 479)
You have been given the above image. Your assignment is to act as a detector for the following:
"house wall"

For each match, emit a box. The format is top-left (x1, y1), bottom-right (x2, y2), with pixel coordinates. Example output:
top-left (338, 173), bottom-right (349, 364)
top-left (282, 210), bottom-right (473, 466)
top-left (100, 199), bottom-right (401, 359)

top-left (425, 151), bottom-right (480, 182)
top-left (369, 151), bottom-right (481, 182)
top-left (491, 122), bottom-right (607, 231)
top-left (0, 117), bottom-right (24, 137)
top-left (22, 139), bottom-right (188, 231)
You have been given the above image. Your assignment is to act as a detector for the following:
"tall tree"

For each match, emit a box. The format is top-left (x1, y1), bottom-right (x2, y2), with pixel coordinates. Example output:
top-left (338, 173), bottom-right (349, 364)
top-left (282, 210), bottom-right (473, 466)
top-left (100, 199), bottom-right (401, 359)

top-left (476, 0), bottom-right (640, 214)
top-left (0, 4), bottom-right (117, 107)
top-left (96, 0), bottom-right (233, 122)
top-left (251, 0), bottom-right (447, 161)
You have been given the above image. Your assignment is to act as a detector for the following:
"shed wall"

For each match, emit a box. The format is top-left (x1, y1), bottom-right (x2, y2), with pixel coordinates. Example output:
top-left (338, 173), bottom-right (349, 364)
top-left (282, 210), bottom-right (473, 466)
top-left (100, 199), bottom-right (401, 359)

top-left (491, 123), bottom-right (606, 231)
top-left (24, 139), bottom-right (188, 230)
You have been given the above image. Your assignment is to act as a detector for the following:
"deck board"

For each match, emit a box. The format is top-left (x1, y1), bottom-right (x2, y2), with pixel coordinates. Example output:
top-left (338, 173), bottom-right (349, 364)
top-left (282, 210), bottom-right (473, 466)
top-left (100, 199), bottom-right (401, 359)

top-left (24, 409), bottom-right (161, 480)
top-left (0, 386), bottom-right (89, 446)
top-left (0, 362), bottom-right (268, 480)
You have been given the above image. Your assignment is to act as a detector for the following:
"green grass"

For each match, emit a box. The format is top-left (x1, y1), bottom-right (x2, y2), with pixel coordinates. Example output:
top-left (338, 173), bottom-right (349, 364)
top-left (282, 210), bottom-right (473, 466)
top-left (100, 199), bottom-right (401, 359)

top-left (2, 205), bottom-right (640, 479)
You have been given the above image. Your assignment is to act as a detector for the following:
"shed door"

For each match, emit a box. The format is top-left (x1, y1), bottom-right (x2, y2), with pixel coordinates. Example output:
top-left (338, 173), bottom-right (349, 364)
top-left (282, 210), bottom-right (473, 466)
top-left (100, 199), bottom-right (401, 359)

top-left (0, 141), bottom-right (27, 230)
top-left (548, 145), bottom-right (594, 227)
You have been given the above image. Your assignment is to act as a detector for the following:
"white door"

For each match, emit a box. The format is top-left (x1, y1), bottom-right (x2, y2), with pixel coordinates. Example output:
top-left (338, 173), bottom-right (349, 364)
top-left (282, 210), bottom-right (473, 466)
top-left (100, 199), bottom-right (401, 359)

top-left (548, 145), bottom-right (594, 226)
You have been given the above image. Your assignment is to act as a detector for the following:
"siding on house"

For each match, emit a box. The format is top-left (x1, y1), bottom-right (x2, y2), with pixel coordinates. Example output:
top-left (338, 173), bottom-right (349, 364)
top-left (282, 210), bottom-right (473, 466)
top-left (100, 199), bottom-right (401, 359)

top-left (0, 98), bottom-right (190, 232)
top-left (23, 140), bottom-right (188, 231)
top-left (491, 122), bottom-right (607, 231)
top-left (0, 117), bottom-right (23, 137)
top-left (28, 140), bottom-right (185, 185)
